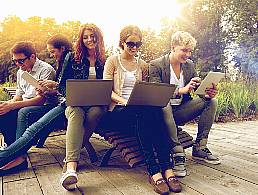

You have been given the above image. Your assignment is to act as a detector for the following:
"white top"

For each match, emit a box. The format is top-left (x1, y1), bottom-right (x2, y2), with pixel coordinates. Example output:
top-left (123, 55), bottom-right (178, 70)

top-left (16, 58), bottom-right (56, 100)
top-left (88, 66), bottom-right (96, 79)
top-left (121, 70), bottom-right (137, 100)
top-left (118, 56), bottom-right (137, 100)
top-left (169, 65), bottom-right (184, 105)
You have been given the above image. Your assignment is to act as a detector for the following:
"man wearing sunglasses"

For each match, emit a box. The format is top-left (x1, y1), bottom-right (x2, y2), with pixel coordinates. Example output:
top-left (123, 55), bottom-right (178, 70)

top-left (0, 41), bottom-right (55, 148)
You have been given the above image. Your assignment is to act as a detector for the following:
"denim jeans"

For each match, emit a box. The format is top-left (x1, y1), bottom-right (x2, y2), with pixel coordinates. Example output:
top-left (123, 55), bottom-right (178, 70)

top-left (106, 106), bottom-right (172, 176)
top-left (0, 105), bottom-right (66, 167)
top-left (0, 109), bottom-right (19, 145)
top-left (162, 97), bottom-right (218, 153)
top-left (16, 104), bottom-right (57, 139)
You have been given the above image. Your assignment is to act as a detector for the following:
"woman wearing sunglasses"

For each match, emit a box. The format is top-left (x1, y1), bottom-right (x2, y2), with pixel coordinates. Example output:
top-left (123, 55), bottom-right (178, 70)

top-left (103, 25), bottom-right (182, 194)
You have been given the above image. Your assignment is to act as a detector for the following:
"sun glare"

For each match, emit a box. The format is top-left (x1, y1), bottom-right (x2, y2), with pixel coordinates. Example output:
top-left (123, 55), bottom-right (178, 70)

top-left (0, 0), bottom-right (183, 47)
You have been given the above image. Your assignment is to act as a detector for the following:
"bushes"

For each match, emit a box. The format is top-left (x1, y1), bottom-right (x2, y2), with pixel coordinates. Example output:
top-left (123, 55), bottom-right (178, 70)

top-left (216, 80), bottom-right (258, 121)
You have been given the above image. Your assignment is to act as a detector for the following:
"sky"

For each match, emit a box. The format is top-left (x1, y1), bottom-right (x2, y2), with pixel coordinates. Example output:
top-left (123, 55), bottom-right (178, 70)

top-left (0, 0), bottom-right (183, 46)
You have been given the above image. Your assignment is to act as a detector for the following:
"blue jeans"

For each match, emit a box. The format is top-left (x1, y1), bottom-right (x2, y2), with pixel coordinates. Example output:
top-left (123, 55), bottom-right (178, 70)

top-left (16, 104), bottom-right (56, 139)
top-left (0, 109), bottom-right (19, 145)
top-left (0, 105), bottom-right (66, 167)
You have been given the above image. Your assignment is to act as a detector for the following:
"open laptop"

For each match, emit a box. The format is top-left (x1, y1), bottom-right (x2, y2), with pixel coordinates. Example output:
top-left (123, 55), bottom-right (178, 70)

top-left (126, 81), bottom-right (176, 107)
top-left (66, 79), bottom-right (113, 106)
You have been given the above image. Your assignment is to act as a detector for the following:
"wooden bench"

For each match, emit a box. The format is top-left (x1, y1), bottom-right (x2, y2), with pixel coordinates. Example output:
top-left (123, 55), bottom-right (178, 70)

top-left (3, 86), bottom-right (16, 99)
top-left (3, 86), bottom-right (194, 168)
top-left (97, 127), bottom-right (194, 168)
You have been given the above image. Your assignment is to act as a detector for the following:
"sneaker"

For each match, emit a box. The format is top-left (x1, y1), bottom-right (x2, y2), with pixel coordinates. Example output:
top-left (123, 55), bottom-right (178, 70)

top-left (60, 169), bottom-right (78, 191)
top-left (192, 143), bottom-right (221, 165)
top-left (0, 142), bottom-right (7, 150)
top-left (172, 153), bottom-right (187, 177)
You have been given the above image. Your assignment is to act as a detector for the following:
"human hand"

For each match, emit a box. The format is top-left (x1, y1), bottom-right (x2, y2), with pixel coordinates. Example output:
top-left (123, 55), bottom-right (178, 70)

top-left (38, 80), bottom-right (58, 89)
top-left (205, 83), bottom-right (218, 99)
top-left (0, 101), bottom-right (13, 115)
top-left (183, 77), bottom-right (201, 93)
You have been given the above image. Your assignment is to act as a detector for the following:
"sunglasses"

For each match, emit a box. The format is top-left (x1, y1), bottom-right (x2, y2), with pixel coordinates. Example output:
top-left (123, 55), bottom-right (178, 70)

top-left (12, 56), bottom-right (29, 64)
top-left (125, 41), bottom-right (142, 48)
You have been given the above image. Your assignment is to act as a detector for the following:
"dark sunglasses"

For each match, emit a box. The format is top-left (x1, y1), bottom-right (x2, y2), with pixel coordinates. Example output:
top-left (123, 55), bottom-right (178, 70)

top-left (12, 56), bottom-right (29, 64)
top-left (125, 41), bottom-right (142, 48)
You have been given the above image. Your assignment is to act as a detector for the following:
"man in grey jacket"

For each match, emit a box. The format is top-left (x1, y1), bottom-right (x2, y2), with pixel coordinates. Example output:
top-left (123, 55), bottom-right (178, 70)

top-left (149, 31), bottom-right (220, 177)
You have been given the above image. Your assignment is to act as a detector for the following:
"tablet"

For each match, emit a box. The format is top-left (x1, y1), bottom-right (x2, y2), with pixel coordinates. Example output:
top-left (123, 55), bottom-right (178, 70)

top-left (21, 71), bottom-right (44, 90)
top-left (195, 72), bottom-right (225, 95)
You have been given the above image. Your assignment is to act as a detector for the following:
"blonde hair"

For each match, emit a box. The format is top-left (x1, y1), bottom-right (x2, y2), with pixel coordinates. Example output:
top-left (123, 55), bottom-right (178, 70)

top-left (171, 31), bottom-right (197, 49)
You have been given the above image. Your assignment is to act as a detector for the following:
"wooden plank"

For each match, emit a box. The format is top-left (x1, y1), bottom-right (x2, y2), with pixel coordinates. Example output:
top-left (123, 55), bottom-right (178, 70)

top-left (96, 167), bottom-right (156, 195)
top-left (206, 142), bottom-right (258, 164)
top-left (0, 176), bottom-right (2, 195)
top-left (76, 171), bottom-right (122, 195)
top-left (3, 177), bottom-right (42, 195)
top-left (33, 164), bottom-right (66, 195)
top-left (3, 160), bottom-right (35, 183)
top-left (182, 162), bottom-right (258, 195)
top-left (28, 146), bottom-right (58, 167)
top-left (187, 153), bottom-right (258, 185)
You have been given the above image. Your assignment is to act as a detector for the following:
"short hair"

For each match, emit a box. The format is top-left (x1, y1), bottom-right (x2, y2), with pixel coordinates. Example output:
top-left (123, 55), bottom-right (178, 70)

top-left (171, 31), bottom-right (197, 49)
top-left (10, 41), bottom-right (36, 57)
top-left (46, 34), bottom-right (72, 52)
top-left (119, 25), bottom-right (142, 50)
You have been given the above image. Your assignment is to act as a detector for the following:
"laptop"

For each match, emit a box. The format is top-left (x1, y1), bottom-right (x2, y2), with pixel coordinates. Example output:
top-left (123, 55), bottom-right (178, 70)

top-left (126, 81), bottom-right (176, 107)
top-left (66, 79), bottom-right (113, 106)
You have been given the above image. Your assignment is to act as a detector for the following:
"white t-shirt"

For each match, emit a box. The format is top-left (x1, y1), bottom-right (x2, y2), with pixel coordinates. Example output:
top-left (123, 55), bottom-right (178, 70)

top-left (169, 65), bottom-right (184, 105)
top-left (88, 66), bottom-right (96, 79)
top-left (121, 69), bottom-right (136, 100)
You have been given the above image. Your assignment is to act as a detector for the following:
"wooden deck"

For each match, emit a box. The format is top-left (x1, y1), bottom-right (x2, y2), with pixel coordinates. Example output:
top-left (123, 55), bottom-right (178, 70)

top-left (1, 120), bottom-right (258, 195)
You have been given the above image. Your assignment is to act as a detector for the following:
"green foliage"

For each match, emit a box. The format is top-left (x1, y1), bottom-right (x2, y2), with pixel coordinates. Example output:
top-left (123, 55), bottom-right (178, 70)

top-left (0, 82), bottom-right (16, 101)
top-left (216, 80), bottom-right (258, 119)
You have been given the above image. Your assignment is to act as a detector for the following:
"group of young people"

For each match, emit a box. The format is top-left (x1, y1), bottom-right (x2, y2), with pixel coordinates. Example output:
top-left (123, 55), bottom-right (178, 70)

top-left (0, 24), bottom-right (220, 195)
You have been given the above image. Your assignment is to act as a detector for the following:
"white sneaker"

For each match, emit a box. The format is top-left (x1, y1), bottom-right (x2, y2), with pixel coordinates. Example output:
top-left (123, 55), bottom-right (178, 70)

top-left (0, 143), bottom-right (7, 150)
top-left (60, 169), bottom-right (78, 191)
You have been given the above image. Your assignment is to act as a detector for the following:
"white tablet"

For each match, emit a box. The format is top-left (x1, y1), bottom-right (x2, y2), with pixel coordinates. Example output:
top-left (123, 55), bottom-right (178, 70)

top-left (21, 71), bottom-right (44, 90)
top-left (195, 72), bottom-right (225, 95)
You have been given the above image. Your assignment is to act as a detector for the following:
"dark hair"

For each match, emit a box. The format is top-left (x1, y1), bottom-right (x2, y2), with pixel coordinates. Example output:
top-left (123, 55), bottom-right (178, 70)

top-left (119, 25), bottom-right (142, 50)
top-left (10, 41), bottom-right (36, 57)
top-left (74, 23), bottom-right (106, 64)
top-left (46, 34), bottom-right (72, 52)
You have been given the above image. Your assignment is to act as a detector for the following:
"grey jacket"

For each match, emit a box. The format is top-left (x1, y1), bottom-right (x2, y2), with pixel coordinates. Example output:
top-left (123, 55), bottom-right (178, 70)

top-left (149, 53), bottom-right (197, 104)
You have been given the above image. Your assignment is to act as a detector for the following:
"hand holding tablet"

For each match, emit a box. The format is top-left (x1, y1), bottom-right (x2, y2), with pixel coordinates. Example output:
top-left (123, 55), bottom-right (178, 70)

top-left (21, 71), bottom-right (44, 91)
top-left (195, 72), bottom-right (225, 95)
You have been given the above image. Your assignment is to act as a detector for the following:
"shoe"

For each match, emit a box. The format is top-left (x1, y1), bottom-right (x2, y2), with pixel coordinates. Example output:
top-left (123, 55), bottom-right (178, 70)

top-left (0, 142), bottom-right (7, 150)
top-left (166, 176), bottom-right (182, 193)
top-left (148, 175), bottom-right (170, 195)
top-left (60, 169), bottom-right (78, 191)
top-left (192, 140), bottom-right (221, 165)
top-left (172, 153), bottom-right (187, 177)
top-left (0, 159), bottom-right (28, 176)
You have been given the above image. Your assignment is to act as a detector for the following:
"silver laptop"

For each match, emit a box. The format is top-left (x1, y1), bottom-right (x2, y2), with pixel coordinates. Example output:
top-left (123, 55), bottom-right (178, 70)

top-left (66, 79), bottom-right (113, 106)
top-left (126, 81), bottom-right (176, 107)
